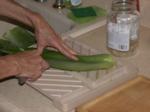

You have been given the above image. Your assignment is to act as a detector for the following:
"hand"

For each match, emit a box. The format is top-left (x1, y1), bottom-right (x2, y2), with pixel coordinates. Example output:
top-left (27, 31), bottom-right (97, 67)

top-left (11, 50), bottom-right (49, 81)
top-left (32, 14), bottom-right (77, 60)
top-left (0, 0), bottom-right (77, 60)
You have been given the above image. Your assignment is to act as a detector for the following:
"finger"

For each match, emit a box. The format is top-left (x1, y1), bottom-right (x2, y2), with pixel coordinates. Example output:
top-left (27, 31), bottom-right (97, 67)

top-left (45, 35), bottom-right (78, 60)
top-left (56, 43), bottom-right (78, 60)
top-left (24, 50), bottom-right (40, 57)
top-left (57, 38), bottom-right (77, 55)
top-left (62, 43), bottom-right (77, 55)
top-left (28, 73), bottom-right (42, 82)
top-left (49, 41), bottom-right (78, 60)
top-left (41, 60), bottom-right (49, 70)
top-left (19, 73), bottom-right (29, 78)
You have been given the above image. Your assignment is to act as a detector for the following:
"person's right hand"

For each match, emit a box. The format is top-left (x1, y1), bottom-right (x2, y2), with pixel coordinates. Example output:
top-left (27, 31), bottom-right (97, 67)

top-left (9, 50), bottom-right (49, 81)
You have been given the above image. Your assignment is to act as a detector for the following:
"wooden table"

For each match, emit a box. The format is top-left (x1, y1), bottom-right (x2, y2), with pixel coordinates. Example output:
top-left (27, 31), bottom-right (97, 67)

top-left (77, 76), bottom-right (150, 112)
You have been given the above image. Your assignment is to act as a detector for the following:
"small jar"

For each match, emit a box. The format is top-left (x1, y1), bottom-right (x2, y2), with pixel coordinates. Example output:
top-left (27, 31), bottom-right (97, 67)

top-left (107, 0), bottom-right (140, 57)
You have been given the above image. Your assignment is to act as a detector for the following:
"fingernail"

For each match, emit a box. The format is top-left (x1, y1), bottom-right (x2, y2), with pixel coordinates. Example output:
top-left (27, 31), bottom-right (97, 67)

top-left (72, 55), bottom-right (78, 61)
top-left (72, 51), bottom-right (77, 55)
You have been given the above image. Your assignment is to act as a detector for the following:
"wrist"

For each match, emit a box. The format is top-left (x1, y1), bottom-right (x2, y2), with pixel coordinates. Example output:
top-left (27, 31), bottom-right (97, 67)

top-left (10, 57), bottom-right (21, 76)
top-left (28, 12), bottom-right (43, 28)
top-left (0, 56), bottom-right (21, 77)
top-left (3, 55), bottom-right (20, 76)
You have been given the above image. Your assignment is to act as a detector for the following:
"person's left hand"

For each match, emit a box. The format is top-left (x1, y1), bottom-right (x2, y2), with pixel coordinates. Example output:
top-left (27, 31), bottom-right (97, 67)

top-left (33, 14), bottom-right (77, 60)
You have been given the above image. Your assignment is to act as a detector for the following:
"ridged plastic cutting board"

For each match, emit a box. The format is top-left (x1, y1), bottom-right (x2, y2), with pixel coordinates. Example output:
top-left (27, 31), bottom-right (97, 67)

top-left (27, 39), bottom-right (138, 112)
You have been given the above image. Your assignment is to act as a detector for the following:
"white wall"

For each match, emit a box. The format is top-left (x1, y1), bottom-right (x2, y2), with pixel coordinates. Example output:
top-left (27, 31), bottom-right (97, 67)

top-left (140, 0), bottom-right (150, 28)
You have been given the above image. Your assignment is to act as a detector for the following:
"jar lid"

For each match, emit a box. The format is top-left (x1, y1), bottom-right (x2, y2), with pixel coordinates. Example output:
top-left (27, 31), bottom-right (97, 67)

top-left (111, 0), bottom-right (136, 11)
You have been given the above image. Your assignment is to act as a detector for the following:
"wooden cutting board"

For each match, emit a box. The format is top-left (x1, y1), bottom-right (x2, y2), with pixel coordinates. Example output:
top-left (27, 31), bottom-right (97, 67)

top-left (77, 76), bottom-right (150, 112)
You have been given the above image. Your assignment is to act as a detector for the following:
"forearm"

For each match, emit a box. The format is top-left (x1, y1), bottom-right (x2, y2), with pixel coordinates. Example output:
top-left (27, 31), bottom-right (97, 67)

top-left (0, 0), bottom-right (40, 28)
top-left (0, 56), bottom-right (19, 80)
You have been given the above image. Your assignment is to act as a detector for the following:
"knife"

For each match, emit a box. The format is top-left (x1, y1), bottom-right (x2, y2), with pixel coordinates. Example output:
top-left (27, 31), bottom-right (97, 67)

top-left (16, 76), bottom-right (28, 86)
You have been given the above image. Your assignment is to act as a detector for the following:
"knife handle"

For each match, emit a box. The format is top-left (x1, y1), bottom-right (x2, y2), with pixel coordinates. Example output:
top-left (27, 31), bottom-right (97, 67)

top-left (17, 76), bottom-right (28, 86)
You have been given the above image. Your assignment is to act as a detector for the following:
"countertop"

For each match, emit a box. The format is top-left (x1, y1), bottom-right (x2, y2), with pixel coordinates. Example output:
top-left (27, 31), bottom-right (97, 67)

top-left (0, 25), bottom-right (150, 112)
top-left (0, 0), bottom-right (150, 112)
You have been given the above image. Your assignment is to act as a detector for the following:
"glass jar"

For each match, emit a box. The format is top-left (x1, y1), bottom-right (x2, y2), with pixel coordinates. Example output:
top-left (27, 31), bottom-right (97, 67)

top-left (107, 0), bottom-right (140, 57)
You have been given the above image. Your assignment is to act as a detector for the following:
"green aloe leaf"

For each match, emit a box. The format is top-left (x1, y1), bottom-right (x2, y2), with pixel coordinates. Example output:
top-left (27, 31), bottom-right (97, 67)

top-left (0, 39), bottom-right (22, 54)
top-left (3, 27), bottom-right (36, 49)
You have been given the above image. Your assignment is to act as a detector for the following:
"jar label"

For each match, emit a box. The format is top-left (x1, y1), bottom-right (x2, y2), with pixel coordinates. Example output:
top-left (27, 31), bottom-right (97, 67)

top-left (107, 22), bottom-right (130, 51)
